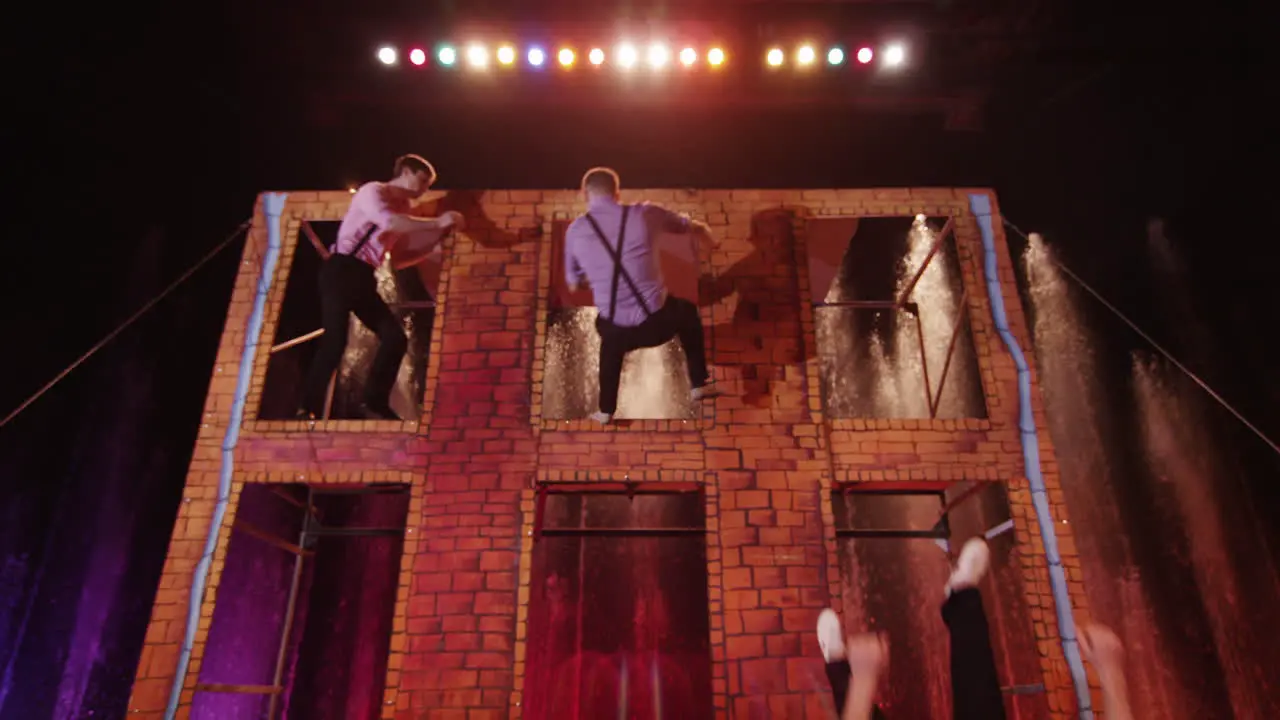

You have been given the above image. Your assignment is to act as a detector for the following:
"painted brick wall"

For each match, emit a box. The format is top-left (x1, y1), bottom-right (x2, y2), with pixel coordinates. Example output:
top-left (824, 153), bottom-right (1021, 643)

top-left (128, 188), bottom-right (1097, 719)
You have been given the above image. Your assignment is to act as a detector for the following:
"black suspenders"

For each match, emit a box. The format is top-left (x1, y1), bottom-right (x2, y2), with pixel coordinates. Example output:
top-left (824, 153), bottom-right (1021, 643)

top-left (345, 223), bottom-right (379, 258)
top-left (583, 206), bottom-right (653, 323)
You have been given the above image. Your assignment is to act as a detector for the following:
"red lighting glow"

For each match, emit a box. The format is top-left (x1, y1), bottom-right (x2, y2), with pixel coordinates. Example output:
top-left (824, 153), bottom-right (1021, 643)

top-left (409, 48), bottom-right (426, 66)
top-left (856, 47), bottom-right (873, 64)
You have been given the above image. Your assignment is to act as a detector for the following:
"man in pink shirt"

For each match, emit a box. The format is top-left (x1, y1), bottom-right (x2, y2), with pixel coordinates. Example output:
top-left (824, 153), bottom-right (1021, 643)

top-left (564, 167), bottom-right (719, 424)
top-left (299, 154), bottom-right (463, 421)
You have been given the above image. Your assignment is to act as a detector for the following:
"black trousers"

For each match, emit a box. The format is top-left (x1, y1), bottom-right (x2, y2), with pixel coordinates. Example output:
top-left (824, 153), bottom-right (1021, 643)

top-left (825, 588), bottom-right (1005, 720)
top-left (594, 296), bottom-right (710, 415)
top-left (302, 255), bottom-right (407, 415)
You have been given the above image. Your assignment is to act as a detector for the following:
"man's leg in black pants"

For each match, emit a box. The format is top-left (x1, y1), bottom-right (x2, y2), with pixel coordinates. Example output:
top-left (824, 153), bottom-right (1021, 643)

top-left (594, 318), bottom-right (629, 421)
top-left (350, 279), bottom-right (408, 420)
top-left (943, 538), bottom-right (1006, 720)
top-left (301, 259), bottom-right (355, 418)
top-left (825, 660), bottom-right (852, 716)
top-left (664, 297), bottom-right (712, 390)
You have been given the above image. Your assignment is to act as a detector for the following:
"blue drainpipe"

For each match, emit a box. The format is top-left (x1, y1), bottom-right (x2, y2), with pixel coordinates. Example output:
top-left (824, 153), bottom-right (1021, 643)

top-left (968, 193), bottom-right (1093, 718)
top-left (165, 193), bottom-right (288, 719)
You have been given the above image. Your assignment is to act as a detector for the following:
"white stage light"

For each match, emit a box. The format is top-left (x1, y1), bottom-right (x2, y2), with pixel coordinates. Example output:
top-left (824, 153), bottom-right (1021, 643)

top-left (617, 43), bottom-right (638, 68)
top-left (648, 43), bottom-right (669, 68)
top-left (884, 43), bottom-right (906, 67)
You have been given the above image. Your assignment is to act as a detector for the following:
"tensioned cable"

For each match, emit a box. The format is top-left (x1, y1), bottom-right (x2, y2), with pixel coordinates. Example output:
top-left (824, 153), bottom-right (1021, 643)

top-left (0, 220), bottom-right (251, 430)
top-left (1003, 217), bottom-right (1280, 458)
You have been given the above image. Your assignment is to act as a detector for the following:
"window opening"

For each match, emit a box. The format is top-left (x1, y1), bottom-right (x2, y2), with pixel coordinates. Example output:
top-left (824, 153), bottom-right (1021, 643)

top-left (524, 482), bottom-right (713, 719)
top-left (831, 481), bottom-right (1048, 718)
top-left (542, 220), bottom-right (704, 421)
top-left (191, 483), bottom-right (410, 720)
top-left (259, 220), bottom-right (439, 421)
top-left (808, 216), bottom-right (987, 419)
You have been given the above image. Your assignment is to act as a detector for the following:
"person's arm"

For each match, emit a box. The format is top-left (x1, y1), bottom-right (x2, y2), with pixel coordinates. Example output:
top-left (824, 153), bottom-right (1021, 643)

top-left (645, 203), bottom-right (707, 235)
top-left (359, 184), bottom-right (462, 249)
top-left (390, 228), bottom-right (454, 270)
top-left (842, 633), bottom-right (888, 720)
top-left (564, 223), bottom-right (588, 291)
top-left (1080, 624), bottom-right (1133, 720)
top-left (385, 211), bottom-right (460, 236)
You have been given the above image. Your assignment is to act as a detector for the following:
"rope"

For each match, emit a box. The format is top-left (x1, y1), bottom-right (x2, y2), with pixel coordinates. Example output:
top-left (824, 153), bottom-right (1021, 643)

top-left (1002, 218), bottom-right (1280, 458)
top-left (0, 220), bottom-right (252, 431)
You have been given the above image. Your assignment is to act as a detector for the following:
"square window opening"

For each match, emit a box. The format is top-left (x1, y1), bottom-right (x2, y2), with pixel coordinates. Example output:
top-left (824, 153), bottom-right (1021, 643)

top-left (542, 221), bottom-right (704, 421)
top-left (832, 482), bottom-right (1049, 718)
top-left (258, 221), bottom-right (440, 422)
top-left (191, 483), bottom-right (410, 720)
top-left (808, 216), bottom-right (988, 420)
top-left (524, 485), bottom-right (713, 719)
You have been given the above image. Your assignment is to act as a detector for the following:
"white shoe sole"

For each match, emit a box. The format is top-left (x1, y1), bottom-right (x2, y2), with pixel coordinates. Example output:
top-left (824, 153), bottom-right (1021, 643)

top-left (816, 608), bottom-right (845, 663)
top-left (947, 537), bottom-right (991, 593)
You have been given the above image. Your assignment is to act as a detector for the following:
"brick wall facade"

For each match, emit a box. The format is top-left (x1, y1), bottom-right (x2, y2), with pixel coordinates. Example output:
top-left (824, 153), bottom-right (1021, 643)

top-left (128, 188), bottom-right (1096, 718)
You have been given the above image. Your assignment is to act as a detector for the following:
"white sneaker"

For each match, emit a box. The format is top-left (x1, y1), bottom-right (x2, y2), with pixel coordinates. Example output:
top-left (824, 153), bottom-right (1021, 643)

top-left (691, 381), bottom-right (722, 402)
top-left (589, 411), bottom-right (612, 425)
top-left (816, 608), bottom-right (846, 663)
top-left (947, 537), bottom-right (991, 594)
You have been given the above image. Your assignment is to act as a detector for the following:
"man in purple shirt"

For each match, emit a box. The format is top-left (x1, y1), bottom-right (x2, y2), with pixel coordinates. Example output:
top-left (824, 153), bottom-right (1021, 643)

top-left (564, 167), bottom-right (719, 424)
top-left (298, 154), bottom-right (463, 421)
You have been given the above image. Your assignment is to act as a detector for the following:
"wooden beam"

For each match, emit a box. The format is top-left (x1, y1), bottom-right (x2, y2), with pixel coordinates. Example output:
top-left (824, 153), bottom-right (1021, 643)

top-left (232, 519), bottom-right (310, 556)
top-left (300, 221), bottom-right (330, 260)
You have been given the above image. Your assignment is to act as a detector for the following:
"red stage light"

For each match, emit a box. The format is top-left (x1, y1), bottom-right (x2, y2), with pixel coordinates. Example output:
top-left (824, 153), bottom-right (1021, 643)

top-left (856, 47), bottom-right (873, 64)
top-left (409, 48), bottom-right (426, 66)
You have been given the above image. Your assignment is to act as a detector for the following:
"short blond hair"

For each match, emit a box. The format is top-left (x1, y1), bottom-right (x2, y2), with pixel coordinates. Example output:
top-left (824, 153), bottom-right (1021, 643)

top-left (581, 167), bottom-right (620, 195)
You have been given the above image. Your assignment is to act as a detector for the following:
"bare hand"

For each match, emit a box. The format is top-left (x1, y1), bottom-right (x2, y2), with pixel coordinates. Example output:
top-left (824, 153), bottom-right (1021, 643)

top-left (846, 632), bottom-right (889, 677)
top-left (1079, 624), bottom-right (1124, 674)
top-left (441, 210), bottom-right (465, 230)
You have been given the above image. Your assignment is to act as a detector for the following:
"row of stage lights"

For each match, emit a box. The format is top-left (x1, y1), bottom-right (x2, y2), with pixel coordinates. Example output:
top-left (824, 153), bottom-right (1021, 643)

top-left (375, 41), bottom-right (907, 71)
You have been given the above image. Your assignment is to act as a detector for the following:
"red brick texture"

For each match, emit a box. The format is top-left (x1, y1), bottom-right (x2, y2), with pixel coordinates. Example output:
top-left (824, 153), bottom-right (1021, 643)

top-left (128, 188), bottom-right (1096, 718)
